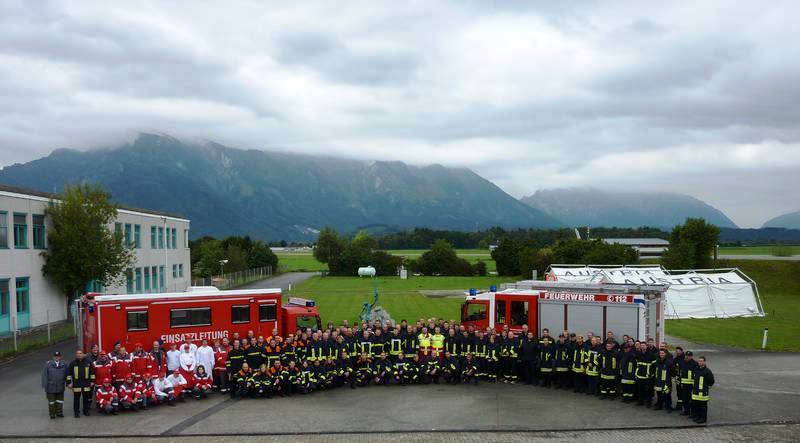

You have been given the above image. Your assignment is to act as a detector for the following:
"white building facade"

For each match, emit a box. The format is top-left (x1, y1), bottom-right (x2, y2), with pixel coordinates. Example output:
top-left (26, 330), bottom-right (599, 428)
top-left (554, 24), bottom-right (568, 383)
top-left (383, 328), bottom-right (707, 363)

top-left (0, 184), bottom-right (191, 336)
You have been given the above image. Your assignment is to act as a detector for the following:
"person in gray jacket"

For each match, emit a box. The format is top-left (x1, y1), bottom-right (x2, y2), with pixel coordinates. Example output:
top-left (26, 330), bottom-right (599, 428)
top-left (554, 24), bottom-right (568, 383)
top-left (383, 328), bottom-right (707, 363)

top-left (42, 351), bottom-right (67, 419)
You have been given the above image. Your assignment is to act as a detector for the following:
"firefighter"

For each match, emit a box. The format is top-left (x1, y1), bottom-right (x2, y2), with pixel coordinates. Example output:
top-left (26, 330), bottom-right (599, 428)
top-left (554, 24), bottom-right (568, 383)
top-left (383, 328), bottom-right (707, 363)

top-left (502, 331), bottom-right (519, 384)
top-left (691, 356), bottom-right (715, 424)
top-left (226, 340), bottom-right (246, 398)
top-left (232, 362), bottom-right (254, 398)
top-left (359, 330), bottom-right (373, 360)
top-left (679, 351), bottom-right (699, 417)
top-left (599, 341), bottom-right (620, 399)
top-left (653, 349), bottom-right (674, 411)
top-left (442, 351), bottom-right (460, 384)
top-left (485, 335), bottom-right (500, 382)
top-left (337, 351), bottom-right (356, 389)
top-left (393, 353), bottom-right (409, 385)
top-left (66, 349), bottom-right (95, 417)
top-left (461, 353), bottom-right (478, 385)
top-left (282, 335), bottom-right (297, 364)
top-left (619, 343), bottom-right (637, 402)
top-left (371, 328), bottom-right (386, 357)
top-left (538, 337), bottom-right (555, 388)
top-left (285, 360), bottom-right (300, 395)
top-left (459, 330), bottom-right (473, 371)
top-left (554, 334), bottom-right (572, 389)
top-left (422, 352), bottom-right (441, 384)
top-left (373, 352), bottom-right (391, 385)
top-left (95, 378), bottom-right (118, 415)
top-left (264, 338), bottom-right (282, 368)
top-left (404, 327), bottom-right (419, 360)
top-left (356, 352), bottom-right (374, 387)
top-left (431, 326), bottom-right (445, 356)
top-left (269, 360), bottom-right (290, 396)
top-left (296, 360), bottom-right (317, 394)
top-left (245, 338), bottom-right (265, 371)
top-left (473, 330), bottom-right (488, 379)
top-left (253, 364), bottom-right (272, 398)
top-left (571, 335), bottom-right (586, 393)
top-left (42, 351), bottom-right (67, 419)
top-left (118, 375), bottom-right (141, 411)
top-left (521, 332), bottom-right (538, 386)
top-left (388, 327), bottom-right (405, 362)
top-left (193, 365), bottom-right (213, 399)
top-left (635, 341), bottom-right (656, 407)
top-left (324, 357), bottom-right (338, 389)
top-left (418, 327), bottom-right (432, 358)
top-left (672, 347), bottom-right (686, 410)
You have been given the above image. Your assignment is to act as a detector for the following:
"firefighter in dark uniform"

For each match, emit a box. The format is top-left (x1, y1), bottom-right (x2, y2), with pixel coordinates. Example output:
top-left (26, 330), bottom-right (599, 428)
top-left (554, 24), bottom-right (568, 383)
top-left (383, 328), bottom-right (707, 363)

top-left (619, 343), bottom-right (637, 402)
top-left (66, 349), bottom-right (95, 417)
top-left (538, 337), bottom-right (555, 388)
top-left (521, 332), bottom-right (538, 385)
top-left (571, 335), bottom-right (586, 393)
top-left (245, 338), bottom-right (265, 371)
top-left (388, 328), bottom-right (405, 362)
top-left (599, 340), bottom-right (620, 399)
top-left (679, 351), bottom-right (699, 416)
top-left (690, 356), bottom-right (715, 424)
top-left (444, 329), bottom-right (460, 371)
top-left (672, 347), bottom-right (686, 410)
top-left (226, 340), bottom-right (246, 398)
top-left (585, 337), bottom-right (601, 396)
top-left (635, 342), bottom-right (656, 407)
top-left (473, 331), bottom-right (488, 379)
top-left (653, 349), bottom-right (674, 411)
top-left (554, 334), bottom-right (572, 389)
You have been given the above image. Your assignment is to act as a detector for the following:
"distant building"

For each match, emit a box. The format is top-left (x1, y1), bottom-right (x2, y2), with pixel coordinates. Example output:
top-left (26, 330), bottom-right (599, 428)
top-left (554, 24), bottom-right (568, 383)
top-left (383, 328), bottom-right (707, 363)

top-left (602, 238), bottom-right (669, 258)
top-left (0, 184), bottom-right (191, 336)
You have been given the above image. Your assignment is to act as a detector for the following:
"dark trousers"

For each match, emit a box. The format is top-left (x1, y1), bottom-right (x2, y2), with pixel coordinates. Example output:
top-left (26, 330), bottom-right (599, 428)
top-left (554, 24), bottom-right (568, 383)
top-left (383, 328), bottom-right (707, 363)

top-left (523, 361), bottom-right (537, 384)
top-left (637, 380), bottom-right (653, 405)
top-left (214, 370), bottom-right (229, 392)
top-left (46, 392), bottom-right (64, 417)
top-left (692, 400), bottom-right (708, 421)
top-left (681, 385), bottom-right (693, 414)
top-left (587, 375), bottom-right (599, 395)
top-left (599, 377), bottom-right (617, 396)
top-left (555, 369), bottom-right (570, 388)
top-left (621, 382), bottom-right (636, 400)
top-left (540, 370), bottom-right (552, 387)
top-left (72, 390), bottom-right (91, 415)
top-left (572, 372), bottom-right (586, 393)
top-left (656, 390), bottom-right (672, 409)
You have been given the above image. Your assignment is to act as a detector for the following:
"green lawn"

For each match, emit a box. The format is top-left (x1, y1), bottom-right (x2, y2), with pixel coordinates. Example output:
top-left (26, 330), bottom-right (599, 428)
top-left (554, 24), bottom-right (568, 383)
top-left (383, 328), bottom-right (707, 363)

top-left (718, 245), bottom-right (800, 256)
top-left (289, 275), bottom-right (515, 326)
top-left (666, 260), bottom-right (800, 351)
top-left (276, 253), bottom-right (328, 272)
top-left (277, 249), bottom-right (497, 273)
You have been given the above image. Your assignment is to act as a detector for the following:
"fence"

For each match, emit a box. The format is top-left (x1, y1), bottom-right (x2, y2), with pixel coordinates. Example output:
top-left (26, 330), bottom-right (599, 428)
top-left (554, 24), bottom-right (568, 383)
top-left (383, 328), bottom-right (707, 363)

top-left (0, 308), bottom-right (77, 359)
top-left (191, 266), bottom-right (274, 290)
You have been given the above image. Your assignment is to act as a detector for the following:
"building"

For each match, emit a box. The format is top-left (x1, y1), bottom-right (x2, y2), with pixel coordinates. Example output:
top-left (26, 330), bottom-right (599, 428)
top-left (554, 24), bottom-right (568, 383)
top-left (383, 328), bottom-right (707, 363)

top-left (0, 184), bottom-right (191, 336)
top-left (602, 238), bottom-right (669, 258)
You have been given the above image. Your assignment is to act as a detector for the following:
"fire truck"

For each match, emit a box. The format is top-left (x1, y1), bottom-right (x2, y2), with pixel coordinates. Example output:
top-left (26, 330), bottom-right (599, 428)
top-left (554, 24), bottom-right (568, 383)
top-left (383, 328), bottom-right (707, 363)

top-left (461, 281), bottom-right (667, 344)
top-left (78, 288), bottom-right (321, 352)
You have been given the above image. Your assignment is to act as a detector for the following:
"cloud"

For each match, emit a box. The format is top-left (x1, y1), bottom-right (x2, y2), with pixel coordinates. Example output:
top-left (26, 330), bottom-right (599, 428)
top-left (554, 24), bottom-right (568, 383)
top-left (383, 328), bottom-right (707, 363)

top-left (0, 0), bottom-right (798, 226)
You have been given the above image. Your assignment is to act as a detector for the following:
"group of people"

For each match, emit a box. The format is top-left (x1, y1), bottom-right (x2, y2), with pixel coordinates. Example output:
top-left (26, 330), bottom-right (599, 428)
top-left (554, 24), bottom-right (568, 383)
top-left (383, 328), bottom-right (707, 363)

top-left (41, 317), bottom-right (715, 423)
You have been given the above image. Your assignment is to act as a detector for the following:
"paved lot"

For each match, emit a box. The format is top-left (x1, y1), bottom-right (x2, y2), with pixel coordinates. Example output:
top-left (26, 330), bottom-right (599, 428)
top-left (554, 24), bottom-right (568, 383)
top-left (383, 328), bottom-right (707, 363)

top-left (238, 271), bottom-right (316, 291)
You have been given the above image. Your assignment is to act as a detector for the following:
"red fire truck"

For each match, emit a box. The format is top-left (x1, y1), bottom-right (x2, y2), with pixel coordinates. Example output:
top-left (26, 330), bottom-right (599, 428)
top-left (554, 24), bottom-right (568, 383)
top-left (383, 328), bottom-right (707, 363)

top-left (461, 281), bottom-right (666, 344)
top-left (78, 288), bottom-right (321, 352)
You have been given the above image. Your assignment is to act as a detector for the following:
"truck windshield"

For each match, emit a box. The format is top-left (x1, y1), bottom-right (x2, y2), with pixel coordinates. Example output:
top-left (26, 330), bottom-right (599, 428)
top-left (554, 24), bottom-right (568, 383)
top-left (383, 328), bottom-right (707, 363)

top-left (297, 315), bottom-right (320, 331)
top-left (462, 302), bottom-right (487, 322)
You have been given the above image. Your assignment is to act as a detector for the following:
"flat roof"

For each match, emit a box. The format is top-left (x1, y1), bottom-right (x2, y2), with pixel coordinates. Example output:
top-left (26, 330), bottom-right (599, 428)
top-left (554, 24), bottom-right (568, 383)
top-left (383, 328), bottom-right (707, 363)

top-left (91, 288), bottom-right (281, 302)
top-left (603, 238), bottom-right (669, 245)
top-left (0, 183), bottom-right (189, 221)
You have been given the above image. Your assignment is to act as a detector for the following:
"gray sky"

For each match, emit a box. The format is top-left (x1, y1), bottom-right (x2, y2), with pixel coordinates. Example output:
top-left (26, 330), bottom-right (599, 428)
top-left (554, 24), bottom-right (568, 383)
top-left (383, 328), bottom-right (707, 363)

top-left (1, 1), bottom-right (798, 227)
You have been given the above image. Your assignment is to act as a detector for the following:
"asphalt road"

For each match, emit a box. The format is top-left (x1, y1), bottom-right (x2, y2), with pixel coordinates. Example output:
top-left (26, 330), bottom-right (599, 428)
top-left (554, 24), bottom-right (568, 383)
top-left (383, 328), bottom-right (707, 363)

top-left (718, 254), bottom-right (800, 261)
top-left (238, 271), bottom-right (316, 291)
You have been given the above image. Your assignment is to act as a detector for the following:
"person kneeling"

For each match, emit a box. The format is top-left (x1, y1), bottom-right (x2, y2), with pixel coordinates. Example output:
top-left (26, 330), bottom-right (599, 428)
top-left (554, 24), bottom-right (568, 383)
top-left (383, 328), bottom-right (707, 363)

top-left (95, 378), bottom-right (119, 415)
top-left (118, 376), bottom-right (142, 412)
top-left (167, 369), bottom-right (189, 402)
top-left (461, 354), bottom-right (478, 385)
top-left (193, 365), bottom-right (213, 399)
top-left (153, 373), bottom-right (176, 406)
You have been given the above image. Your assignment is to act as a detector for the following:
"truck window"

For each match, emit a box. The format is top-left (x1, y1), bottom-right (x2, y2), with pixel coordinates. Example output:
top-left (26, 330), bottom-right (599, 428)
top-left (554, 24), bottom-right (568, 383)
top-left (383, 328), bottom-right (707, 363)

top-left (259, 304), bottom-right (276, 322)
top-left (296, 315), bottom-right (319, 331)
top-left (463, 302), bottom-right (487, 322)
top-left (231, 305), bottom-right (250, 324)
top-left (127, 311), bottom-right (148, 331)
top-left (495, 300), bottom-right (506, 324)
top-left (170, 307), bottom-right (211, 327)
top-left (510, 301), bottom-right (529, 326)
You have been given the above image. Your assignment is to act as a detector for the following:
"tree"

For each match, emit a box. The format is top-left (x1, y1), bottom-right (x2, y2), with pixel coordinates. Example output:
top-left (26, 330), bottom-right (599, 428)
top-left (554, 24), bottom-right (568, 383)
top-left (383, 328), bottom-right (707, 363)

top-left (225, 245), bottom-right (250, 273)
top-left (415, 239), bottom-right (473, 276)
top-left (518, 247), bottom-right (554, 279)
top-left (42, 184), bottom-right (134, 310)
top-left (663, 218), bottom-right (718, 269)
top-left (314, 226), bottom-right (346, 264)
top-left (492, 237), bottom-right (523, 276)
top-left (249, 241), bottom-right (278, 270)
top-left (197, 239), bottom-right (225, 277)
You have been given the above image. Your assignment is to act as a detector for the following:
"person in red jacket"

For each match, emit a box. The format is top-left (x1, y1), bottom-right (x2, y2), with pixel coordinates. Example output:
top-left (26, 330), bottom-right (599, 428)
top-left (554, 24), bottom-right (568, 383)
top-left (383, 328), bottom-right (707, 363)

top-left (131, 343), bottom-right (153, 380)
top-left (117, 375), bottom-right (141, 411)
top-left (95, 378), bottom-right (118, 415)
top-left (112, 347), bottom-right (133, 388)
top-left (149, 341), bottom-right (167, 379)
top-left (193, 365), bottom-right (213, 399)
top-left (92, 352), bottom-right (113, 390)
top-left (213, 338), bottom-right (229, 393)
top-left (136, 377), bottom-right (157, 409)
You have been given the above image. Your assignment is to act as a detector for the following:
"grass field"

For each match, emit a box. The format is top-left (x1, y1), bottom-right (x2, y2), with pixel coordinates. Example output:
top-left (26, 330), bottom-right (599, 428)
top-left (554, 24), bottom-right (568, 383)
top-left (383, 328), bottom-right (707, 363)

top-left (665, 260), bottom-right (800, 351)
top-left (288, 275), bottom-right (514, 325)
top-left (718, 245), bottom-right (800, 256)
top-left (277, 249), bottom-right (496, 273)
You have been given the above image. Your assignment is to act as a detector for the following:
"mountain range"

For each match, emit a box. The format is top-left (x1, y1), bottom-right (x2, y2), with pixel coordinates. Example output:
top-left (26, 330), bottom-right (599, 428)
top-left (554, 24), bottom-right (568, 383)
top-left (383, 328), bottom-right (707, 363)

top-left (521, 188), bottom-right (738, 229)
top-left (762, 210), bottom-right (800, 229)
top-left (0, 134), bottom-right (561, 240)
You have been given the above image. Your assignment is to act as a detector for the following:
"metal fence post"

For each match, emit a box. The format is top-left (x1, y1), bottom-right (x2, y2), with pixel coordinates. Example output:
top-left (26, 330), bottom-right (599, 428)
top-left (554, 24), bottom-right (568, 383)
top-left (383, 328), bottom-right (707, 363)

top-left (47, 310), bottom-right (51, 343)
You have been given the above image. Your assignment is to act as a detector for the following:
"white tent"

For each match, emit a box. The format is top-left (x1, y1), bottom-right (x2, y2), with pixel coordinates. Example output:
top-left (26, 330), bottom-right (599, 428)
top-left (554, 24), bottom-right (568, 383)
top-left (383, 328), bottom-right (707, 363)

top-left (546, 265), bottom-right (764, 319)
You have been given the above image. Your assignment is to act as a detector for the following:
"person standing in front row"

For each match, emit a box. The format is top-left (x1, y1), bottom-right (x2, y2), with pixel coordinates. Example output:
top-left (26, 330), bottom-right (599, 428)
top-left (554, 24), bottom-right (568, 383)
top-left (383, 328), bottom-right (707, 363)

top-left (66, 349), bottom-right (95, 417)
top-left (691, 356), bottom-right (715, 424)
top-left (42, 351), bottom-right (67, 419)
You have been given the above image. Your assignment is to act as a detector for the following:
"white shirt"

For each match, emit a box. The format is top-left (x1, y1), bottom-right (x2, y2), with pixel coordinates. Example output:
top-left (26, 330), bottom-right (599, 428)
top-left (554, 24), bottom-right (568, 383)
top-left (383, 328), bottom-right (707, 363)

top-left (166, 349), bottom-right (181, 371)
top-left (195, 345), bottom-right (215, 374)
top-left (153, 378), bottom-right (173, 398)
top-left (166, 374), bottom-right (186, 387)
top-left (179, 350), bottom-right (195, 372)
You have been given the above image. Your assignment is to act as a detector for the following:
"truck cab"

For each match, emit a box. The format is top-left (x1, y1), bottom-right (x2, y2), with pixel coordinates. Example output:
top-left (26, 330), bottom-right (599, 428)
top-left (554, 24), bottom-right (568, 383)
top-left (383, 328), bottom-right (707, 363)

top-left (461, 290), bottom-right (537, 333)
top-left (281, 297), bottom-right (322, 336)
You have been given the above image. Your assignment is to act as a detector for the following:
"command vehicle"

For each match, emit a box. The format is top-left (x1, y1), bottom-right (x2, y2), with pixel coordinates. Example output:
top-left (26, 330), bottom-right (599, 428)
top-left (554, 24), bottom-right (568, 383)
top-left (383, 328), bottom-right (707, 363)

top-left (461, 281), bottom-right (666, 344)
top-left (78, 288), bottom-right (321, 352)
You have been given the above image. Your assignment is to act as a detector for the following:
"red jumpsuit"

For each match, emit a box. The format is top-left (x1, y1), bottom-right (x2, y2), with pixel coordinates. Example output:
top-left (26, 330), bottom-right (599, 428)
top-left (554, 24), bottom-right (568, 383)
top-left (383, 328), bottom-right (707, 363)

top-left (131, 351), bottom-right (153, 380)
top-left (112, 355), bottom-right (133, 385)
top-left (95, 385), bottom-right (118, 412)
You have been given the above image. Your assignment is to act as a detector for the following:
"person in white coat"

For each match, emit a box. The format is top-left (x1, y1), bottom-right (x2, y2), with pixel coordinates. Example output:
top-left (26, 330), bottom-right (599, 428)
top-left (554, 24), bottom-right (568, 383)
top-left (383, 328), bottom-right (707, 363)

top-left (166, 343), bottom-right (181, 373)
top-left (179, 344), bottom-right (196, 389)
top-left (195, 339), bottom-right (215, 381)
top-left (166, 369), bottom-right (188, 401)
top-left (153, 373), bottom-right (176, 406)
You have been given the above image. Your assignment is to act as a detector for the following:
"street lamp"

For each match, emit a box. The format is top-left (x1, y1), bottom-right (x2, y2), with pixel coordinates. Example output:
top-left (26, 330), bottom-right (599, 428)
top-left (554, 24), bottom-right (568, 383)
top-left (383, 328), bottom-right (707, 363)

top-left (219, 259), bottom-right (229, 279)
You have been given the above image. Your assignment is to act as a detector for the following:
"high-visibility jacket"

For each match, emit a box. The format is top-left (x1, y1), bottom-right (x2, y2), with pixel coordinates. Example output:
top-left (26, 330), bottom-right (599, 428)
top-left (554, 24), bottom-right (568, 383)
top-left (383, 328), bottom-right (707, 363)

top-left (620, 352), bottom-right (637, 384)
top-left (264, 345), bottom-right (282, 366)
top-left (680, 358), bottom-right (699, 386)
top-left (131, 351), bottom-right (153, 378)
top-left (118, 383), bottom-right (140, 402)
top-left (388, 336), bottom-right (404, 356)
top-left (309, 340), bottom-right (325, 362)
top-left (571, 346), bottom-right (586, 373)
top-left (360, 339), bottom-right (373, 357)
top-left (654, 358), bottom-right (673, 393)
top-left (95, 385), bottom-right (117, 408)
top-left (418, 333), bottom-right (432, 353)
top-left (67, 358), bottom-right (95, 392)
top-left (445, 336), bottom-right (460, 356)
top-left (585, 347), bottom-right (601, 377)
top-left (635, 351), bottom-right (655, 380)
top-left (486, 342), bottom-right (500, 361)
top-left (691, 366), bottom-right (714, 401)
top-left (404, 335), bottom-right (419, 358)
top-left (555, 342), bottom-right (571, 372)
top-left (461, 336), bottom-right (474, 357)
top-left (195, 373), bottom-right (212, 390)
top-left (539, 344), bottom-right (555, 372)
top-left (600, 349), bottom-right (620, 380)
top-left (371, 336), bottom-right (386, 356)
top-left (431, 333), bottom-right (445, 351)
top-left (474, 339), bottom-right (487, 358)
top-left (226, 348), bottom-right (246, 373)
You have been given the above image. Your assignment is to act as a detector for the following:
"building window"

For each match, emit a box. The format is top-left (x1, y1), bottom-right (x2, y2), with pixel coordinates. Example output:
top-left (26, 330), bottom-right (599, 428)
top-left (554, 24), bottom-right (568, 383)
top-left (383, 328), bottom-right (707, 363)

top-left (127, 311), bottom-right (148, 331)
top-left (179, 263), bottom-right (184, 278)
top-left (144, 267), bottom-right (151, 293)
top-left (0, 280), bottom-right (9, 317)
top-left (0, 211), bottom-right (8, 248)
top-left (259, 304), bottom-right (277, 322)
top-left (32, 215), bottom-right (46, 249)
top-left (126, 269), bottom-right (134, 293)
top-left (13, 213), bottom-right (27, 248)
top-left (171, 228), bottom-right (177, 249)
top-left (159, 265), bottom-right (165, 290)
top-left (231, 305), bottom-right (250, 324)
top-left (172, 264), bottom-right (177, 278)
top-left (150, 226), bottom-right (157, 248)
top-left (16, 277), bottom-right (29, 314)
top-left (170, 307), bottom-right (211, 327)
top-left (184, 229), bottom-right (189, 248)
top-left (151, 266), bottom-right (158, 291)
top-left (124, 223), bottom-right (132, 247)
top-left (134, 225), bottom-right (141, 248)
top-left (158, 227), bottom-right (164, 249)
top-left (134, 268), bottom-right (142, 293)
top-left (115, 223), bottom-right (122, 235)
